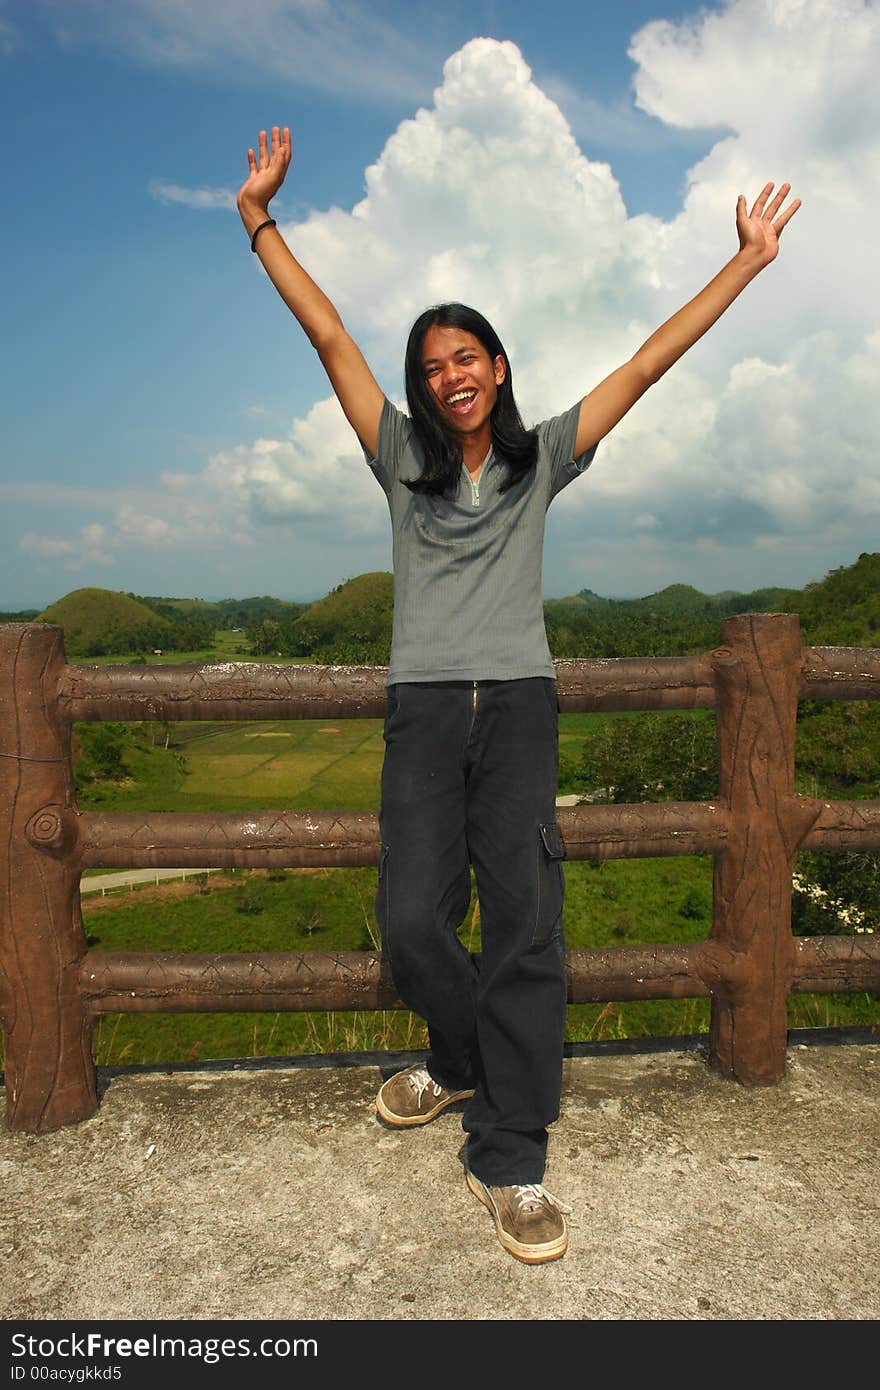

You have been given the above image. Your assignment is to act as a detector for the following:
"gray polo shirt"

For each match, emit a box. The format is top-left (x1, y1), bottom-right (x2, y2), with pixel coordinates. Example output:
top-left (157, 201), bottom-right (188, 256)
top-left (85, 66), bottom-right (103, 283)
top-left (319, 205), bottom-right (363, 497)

top-left (365, 397), bottom-right (596, 685)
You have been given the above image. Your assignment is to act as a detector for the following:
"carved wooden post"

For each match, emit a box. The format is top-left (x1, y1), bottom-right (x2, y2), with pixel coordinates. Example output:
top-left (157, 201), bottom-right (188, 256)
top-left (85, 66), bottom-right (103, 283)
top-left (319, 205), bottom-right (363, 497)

top-left (0, 624), bottom-right (95, 1131)
top-left (710, 613), bottom-right (817, 1084)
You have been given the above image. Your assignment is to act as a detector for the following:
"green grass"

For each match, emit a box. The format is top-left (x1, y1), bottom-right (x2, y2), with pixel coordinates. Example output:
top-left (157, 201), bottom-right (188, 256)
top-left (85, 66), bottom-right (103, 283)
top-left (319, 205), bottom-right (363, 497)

top-left (80, 710), bottom-right (690, 816)
top-left (83, 857), bottom-right (720, 1066)
top-left (78, 852), bottom-right (877, 1067)
top-left (78, 718), bottom-right (387, 814)
top-left (73, 627), bottom-right (333, 666)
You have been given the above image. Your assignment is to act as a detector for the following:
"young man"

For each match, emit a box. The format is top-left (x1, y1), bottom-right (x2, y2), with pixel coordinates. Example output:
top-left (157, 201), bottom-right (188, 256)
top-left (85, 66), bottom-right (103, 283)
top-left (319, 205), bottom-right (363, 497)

top-left (237, 125), bottom-right (800, 1264)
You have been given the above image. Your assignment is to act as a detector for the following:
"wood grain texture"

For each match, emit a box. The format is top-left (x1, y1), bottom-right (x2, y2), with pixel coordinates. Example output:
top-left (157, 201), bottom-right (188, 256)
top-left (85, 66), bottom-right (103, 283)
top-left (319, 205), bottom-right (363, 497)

top-left (709, 615), bottom-right (822, 1084)
top-left (0, 625), bottom-right (96, 1131)
top-left (77, 937), bottom-right (880, 1014)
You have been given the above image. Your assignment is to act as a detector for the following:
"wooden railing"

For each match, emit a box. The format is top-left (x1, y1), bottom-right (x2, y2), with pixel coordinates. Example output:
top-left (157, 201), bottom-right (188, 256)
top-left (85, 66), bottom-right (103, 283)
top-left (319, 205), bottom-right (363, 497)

top-left (1, 614), bottom-right (879, 1133)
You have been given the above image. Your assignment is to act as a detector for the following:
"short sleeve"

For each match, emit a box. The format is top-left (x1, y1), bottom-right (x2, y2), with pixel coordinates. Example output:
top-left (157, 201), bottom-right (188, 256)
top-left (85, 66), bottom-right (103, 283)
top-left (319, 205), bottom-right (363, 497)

top-left (538, 401), bottom-right (598, 503)
top-left (361, 397), bottom-right (415, 497)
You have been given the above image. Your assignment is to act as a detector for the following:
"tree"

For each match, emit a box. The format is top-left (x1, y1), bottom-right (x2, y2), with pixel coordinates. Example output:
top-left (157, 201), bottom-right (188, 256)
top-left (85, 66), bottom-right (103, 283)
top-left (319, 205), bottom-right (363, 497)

top-left (578, 713), bottom-right (717, 804)
top-left (246, 620), bottom-right (283, 656)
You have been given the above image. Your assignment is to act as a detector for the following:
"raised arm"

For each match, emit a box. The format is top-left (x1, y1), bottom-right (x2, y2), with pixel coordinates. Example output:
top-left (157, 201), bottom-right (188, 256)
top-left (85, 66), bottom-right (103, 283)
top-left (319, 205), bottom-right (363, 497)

top-left (574, 182), bottom-right (802, 457)
top-left (237, 126), bottom-right (385, 457)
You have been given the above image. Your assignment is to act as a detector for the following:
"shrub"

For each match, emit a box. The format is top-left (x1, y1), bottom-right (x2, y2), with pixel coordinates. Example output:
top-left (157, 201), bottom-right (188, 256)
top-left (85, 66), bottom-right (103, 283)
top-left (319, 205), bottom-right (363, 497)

top-left (235, 889), bottom-right (264, 915)
top-left (679, 887), bottom-right (709, 921)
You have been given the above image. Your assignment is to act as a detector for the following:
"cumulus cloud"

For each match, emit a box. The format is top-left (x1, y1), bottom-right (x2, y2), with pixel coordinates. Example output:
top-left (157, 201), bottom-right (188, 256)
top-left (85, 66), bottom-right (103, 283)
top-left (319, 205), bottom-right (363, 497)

top-left (550, 330), bottom-right (880, 544)
top-left (630, 0), bottom-right (880, 152)
top-left (23, 4), bottom-right (880, 595)
top-left (290, 37), bottom-right (637, 398)
top-left (269, 19), bottom-right (879, 570)
top-left (194, 396), bottom-right (388, 532)
top-left (627, 0), bottom-right (880, 354)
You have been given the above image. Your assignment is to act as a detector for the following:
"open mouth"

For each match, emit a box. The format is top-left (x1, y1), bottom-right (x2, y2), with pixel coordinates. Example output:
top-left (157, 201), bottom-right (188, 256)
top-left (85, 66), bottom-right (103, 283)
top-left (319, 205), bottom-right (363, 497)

top-left (444, 389), bottom-right (477, 416)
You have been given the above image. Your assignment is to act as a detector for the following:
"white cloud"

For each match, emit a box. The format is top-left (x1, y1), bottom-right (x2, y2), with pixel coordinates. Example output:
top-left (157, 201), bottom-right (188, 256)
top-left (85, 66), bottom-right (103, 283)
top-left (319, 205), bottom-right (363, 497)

top-left (630, 0), bottom-right (880, 153)
top-left (541, 72), bottom-right (727, 155)
top-left (626, 0), bottom-right (880, 357)
top-left (550, 329), bottom-right (880, 548)
top-left (148, 180), bottom-right (236, 211)
top-left (273, 22), bottom-right (879, 566)
top-left (16, 396), bottom-right (390, 577)
top-left (197, 396), bottom-right (388, 532)
top-left (289, 37), bottom-right (636, 400)
top-left (18, 6), bottom-right (880, 597)
top-left (20, 523), bottom-right (114, 570)
top-left (33, 0), bottom-right (434, 105)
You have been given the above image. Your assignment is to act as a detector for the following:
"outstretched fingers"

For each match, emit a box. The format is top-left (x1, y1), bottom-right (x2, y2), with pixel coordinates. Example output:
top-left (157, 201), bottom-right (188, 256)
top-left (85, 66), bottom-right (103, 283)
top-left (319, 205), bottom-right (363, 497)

top-left (773, 193), bottom-right (802, 236)
top-left (745, 180), bottom-right (801, 239)
top-left (263, 125), bottom-right (291, 167)
top-left (240, 125), bottom-right (292, 208)
top-left (763, 182), bottom-right (791, 220)
top-left (749, 182), bottom-right (775, 219)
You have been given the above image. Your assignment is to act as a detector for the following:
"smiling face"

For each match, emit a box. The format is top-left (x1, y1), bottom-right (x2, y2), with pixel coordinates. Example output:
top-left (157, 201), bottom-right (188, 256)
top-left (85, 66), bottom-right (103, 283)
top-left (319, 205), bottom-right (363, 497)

top-left (420, 325), bottom-right (506, 443)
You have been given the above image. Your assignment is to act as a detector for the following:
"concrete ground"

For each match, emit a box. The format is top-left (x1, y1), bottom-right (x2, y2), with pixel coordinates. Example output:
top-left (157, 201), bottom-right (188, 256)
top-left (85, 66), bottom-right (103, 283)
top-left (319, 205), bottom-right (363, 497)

top-left (1, 1037), bottom-right (877, 1324)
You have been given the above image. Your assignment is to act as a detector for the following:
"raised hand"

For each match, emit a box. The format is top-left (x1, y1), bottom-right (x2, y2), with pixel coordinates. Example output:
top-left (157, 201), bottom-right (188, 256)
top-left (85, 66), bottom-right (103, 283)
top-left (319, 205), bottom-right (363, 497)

top-left (237, 125), bottom-right (292, 215)
top-left (736, 182), bottom-right (801, 267)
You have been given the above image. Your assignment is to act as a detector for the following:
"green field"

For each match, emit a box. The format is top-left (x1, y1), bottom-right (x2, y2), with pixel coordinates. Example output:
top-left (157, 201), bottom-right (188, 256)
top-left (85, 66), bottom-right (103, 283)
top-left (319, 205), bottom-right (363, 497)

top-left (82, 850), bottom-right (877, 1068)
top-left (60, 710), bottom-right (877, 1066)
top-left (77, 628), bottom-right (309, 666)
top-left (80, 710), bottom-right (617, 814)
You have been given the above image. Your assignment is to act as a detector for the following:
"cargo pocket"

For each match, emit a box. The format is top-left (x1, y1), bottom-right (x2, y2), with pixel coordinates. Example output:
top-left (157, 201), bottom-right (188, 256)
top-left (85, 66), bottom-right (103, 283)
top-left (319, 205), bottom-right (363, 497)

top-left (382, 686), bottom-right (400, 743)
top-left (375, 844), bottom-right (391, 955)
top-left (532, 822), bottom-right (566, 947)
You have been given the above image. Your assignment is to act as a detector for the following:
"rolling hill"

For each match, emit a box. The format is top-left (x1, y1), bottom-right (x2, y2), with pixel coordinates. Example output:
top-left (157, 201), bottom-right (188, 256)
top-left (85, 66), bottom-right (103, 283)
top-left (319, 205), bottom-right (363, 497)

top-left (38, 588), bottom-right (171, 656)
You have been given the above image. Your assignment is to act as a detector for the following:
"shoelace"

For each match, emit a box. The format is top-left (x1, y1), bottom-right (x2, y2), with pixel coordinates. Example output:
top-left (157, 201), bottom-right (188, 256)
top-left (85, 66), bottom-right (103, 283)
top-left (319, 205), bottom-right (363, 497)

top-left (406, 1067), bottom-right (443, 1103)
top-left (512, 1184), bottom-right (572, 1216)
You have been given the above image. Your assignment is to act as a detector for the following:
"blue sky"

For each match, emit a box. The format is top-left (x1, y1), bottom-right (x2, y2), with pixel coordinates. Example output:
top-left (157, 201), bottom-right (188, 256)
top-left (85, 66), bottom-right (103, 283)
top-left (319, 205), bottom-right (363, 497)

top-left (2, 0), bottom-right (878, 609)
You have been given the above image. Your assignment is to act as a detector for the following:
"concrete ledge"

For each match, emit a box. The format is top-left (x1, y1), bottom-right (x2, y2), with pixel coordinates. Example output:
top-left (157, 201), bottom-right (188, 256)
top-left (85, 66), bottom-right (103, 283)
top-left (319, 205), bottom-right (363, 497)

top-left (1, 1043), bottom-right (878, 1321)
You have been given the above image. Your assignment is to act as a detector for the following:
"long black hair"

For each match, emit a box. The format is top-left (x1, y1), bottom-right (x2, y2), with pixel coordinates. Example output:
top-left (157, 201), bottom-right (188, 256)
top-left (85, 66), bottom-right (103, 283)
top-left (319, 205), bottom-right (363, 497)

top-left (403, 303), bottom-right (538, 496)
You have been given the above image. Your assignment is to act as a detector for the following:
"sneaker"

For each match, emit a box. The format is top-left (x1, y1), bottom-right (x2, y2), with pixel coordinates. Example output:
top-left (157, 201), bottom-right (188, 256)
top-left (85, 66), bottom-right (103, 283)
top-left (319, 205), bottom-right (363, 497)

top-left (466, 1170), bottom-right (570, 1264)
top-left (376, 1065), bottom-right (474, 1127)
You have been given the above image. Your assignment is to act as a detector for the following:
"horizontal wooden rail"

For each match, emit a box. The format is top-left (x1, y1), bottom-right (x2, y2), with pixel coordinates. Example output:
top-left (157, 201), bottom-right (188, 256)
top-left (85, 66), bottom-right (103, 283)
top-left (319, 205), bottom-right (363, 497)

top-left (801, 799), bottom-right (880, 851)
top-left (26, 798), bottom-right (880, 871)
top-left (76, 810), bottom-right (381, 869)
top-left (799, 646), bottom-right (880, 700)
top-left (69, 803), bottom-right (729, 869)
top-left (58, 660), bottom-right (389, 722)
top-left (792, 936), bottom-right (880, 993)
top-left (553, 656), bottom-right (715, 711)
top-left (78, 937), bottom-right (880, 1014)
top-left (51, 642), bottom-right (880, 724)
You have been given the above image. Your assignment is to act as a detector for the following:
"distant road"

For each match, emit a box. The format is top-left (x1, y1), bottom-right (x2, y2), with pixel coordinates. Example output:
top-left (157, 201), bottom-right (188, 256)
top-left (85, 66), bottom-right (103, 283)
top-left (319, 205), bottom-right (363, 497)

top-left (80, 867), bottom-right (224, 895)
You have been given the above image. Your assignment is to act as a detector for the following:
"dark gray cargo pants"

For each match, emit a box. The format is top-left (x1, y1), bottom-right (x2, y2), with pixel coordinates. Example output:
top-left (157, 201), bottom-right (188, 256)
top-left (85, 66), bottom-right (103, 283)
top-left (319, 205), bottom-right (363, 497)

top-left (376, 677), bottom-right (566, 1185)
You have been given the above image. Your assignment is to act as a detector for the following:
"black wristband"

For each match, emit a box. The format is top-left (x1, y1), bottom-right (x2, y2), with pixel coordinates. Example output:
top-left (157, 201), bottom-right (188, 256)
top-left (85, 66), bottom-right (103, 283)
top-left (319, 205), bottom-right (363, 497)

top-left (250, 218), bottom-right (277, 252)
